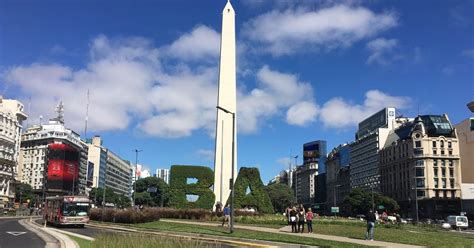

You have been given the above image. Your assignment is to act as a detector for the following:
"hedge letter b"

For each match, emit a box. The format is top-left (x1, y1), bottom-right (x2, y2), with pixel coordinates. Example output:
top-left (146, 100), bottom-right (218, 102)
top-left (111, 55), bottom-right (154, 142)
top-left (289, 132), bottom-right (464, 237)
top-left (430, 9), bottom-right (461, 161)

top-left (168, 165), bottom-right (215, 209)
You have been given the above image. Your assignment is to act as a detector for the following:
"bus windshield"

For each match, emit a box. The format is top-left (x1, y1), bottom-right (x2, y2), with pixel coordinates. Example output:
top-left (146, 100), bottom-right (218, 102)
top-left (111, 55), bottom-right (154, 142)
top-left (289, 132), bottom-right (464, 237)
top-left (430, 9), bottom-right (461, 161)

top-left (457, 216), bottom-right (468, 223)
top-left (62, 202), bottom-right (89, 217)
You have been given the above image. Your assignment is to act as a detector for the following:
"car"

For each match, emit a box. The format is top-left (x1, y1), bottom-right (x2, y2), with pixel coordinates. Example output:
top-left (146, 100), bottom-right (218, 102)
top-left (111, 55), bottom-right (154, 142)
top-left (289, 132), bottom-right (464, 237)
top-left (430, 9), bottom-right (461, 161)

top-left (441, 223), bottom-right (451, 229)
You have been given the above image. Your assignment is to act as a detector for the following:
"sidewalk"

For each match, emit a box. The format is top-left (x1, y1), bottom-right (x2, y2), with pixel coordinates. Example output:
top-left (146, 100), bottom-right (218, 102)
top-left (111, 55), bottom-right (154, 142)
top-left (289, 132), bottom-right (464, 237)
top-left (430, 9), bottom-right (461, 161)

top-left (161, 219), bottom-right (423, 248)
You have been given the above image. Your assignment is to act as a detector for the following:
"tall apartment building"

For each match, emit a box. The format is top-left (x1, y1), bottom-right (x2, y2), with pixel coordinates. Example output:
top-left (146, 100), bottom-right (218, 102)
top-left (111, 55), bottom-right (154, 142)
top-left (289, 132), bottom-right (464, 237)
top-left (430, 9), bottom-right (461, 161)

top-left (326, 144), bottom-right (350, 208)
top-left (380, 115), bottom-right (461, 219)
top-left (294, 140), bottom-right (326, 205)
top-left (455, 117), bottom-right (474, 216)
top-left (349, 108), bottom-right (408, 191)
top-left (18, 106), bottom-right (88, 195)
top-left (156, 168), bottom-right (170, 184)
top-left (104, 150), bottom-right (133, 197)
top-left (0, 97), bottom-right (27, 208)
top-left (87, 136), bottom-right (107, 189)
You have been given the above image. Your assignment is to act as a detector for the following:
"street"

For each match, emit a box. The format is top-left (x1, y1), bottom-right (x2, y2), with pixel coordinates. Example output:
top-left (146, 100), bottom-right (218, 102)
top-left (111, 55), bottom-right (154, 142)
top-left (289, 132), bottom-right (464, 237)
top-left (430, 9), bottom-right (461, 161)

top-left (0, 218), bottom-right (45, 248)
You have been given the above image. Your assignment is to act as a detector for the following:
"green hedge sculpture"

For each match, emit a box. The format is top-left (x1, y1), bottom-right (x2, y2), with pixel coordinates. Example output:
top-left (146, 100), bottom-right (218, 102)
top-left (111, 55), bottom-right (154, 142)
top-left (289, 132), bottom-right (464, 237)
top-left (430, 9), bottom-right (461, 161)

top-left (168, 165), bottom-right (215, 209)
top-left (229, 167), bottom-right (274, 213)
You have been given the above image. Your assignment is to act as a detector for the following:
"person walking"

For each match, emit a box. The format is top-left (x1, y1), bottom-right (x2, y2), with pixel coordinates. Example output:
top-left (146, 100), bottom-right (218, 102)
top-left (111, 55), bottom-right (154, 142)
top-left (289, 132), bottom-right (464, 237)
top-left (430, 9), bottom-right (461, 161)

top-left (365, 209), bottom-right (376, 241)
top-left (306, 208), bottom-right (314, 233)
top-left (222, 205), bottom-right (230, 227)
top-left (289, 206), bottom-right (298, 233)
top-left (297, 207), bottom-right (306, 233)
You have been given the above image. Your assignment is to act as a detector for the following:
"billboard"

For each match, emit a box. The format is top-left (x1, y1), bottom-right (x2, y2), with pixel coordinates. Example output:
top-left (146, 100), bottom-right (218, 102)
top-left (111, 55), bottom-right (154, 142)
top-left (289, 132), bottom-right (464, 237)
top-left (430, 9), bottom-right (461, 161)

top-left (46, 143), bottom-right (79, 193)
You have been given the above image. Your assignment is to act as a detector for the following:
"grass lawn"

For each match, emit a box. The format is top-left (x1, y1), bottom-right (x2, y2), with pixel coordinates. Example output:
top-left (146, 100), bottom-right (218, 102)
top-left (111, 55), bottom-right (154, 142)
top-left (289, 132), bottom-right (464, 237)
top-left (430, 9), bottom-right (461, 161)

top-left (132, 221), bottom-right (369, 248)
top-left (67, 235), bottom-right (92, 248)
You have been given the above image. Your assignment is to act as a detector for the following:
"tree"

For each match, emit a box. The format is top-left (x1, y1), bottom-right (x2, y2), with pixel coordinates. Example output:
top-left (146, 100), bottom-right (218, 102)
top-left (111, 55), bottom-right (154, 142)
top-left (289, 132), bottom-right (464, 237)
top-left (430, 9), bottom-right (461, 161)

top-left (14, 182), bottom-right (34, 204)
top-left (134, 192), bottom-right (153, 206)
top-left (344, 188), bottom-right (400, 215)
top-left (89, 187), bottom-right (128, 208)
top-left (265, 183), bottom-right (295, 213)
top-left (134, 177), bottom-right (169, 207)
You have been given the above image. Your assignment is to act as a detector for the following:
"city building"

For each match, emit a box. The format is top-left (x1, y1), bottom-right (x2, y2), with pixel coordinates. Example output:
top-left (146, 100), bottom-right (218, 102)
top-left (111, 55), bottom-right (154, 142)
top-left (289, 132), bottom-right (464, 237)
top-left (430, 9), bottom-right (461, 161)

top-left (455, 117), bottom-right (474, 216)
top-left (86, 136), bottom-right (107, 189)
top-left (18, 102), bottom-right (86, 195)
top-left (380, 115), bottom-right (462, 219)
top-left (104, 150), bottom-right (133, 197)
top-left (326, 144), bottom-right (351, 209)
top-left (156, 168), bottom-right (170, 184)
top-left (0, 97), bottom-right (27, 208)
top-left (350, 108), bottom-right (407, 191)
top-left (294, 140), bottom-right (326, 205)
top-left (140, 169), bottom-right (151, 179)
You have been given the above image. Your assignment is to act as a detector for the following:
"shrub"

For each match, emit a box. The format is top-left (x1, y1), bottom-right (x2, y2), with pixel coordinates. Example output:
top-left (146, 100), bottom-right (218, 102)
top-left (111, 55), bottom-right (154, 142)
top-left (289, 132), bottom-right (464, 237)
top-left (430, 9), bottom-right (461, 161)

top-left (168, 165), bottom-right (215, 209)
top-left (231, 167), bottom-right (273, 213)
top-left (89, 208), bottom-right (160, 224)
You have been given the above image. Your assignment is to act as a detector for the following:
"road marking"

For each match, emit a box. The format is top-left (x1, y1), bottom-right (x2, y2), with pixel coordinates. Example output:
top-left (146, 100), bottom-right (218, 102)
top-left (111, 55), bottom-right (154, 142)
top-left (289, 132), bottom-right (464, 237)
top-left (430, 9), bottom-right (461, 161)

top-left (6, 231), bottom-right (27, 236)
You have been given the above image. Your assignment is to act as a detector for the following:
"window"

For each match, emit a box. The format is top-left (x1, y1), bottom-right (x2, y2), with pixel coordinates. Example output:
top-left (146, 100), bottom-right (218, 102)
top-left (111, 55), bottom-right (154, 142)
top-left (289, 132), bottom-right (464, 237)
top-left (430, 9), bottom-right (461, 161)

top-left (442, 168), bottom-right (446, 177)
top-left (448, 150), bottom-right (452, 155)
top-left (440, 140), bottom-right (444, 148)
top-left (434, 167), bottom-right (438, 177)
top-left (470, 119), bottom-right (474, 131)
top-left (417, 190), bottom-right (425, 197)
top-left (441, 150), bottom-right (445, 155)
top-left (449, 160), bottom-right (453, 166)
top-left (416, 168), bottom-right (424, 177)
top-left (448, 142), bottom-right (452, 148)
top-left (442, 178), bottom-right (446, 188)
top-left (433, 150), bottom-right (437, 155)
top-left (415, 141), bottom-right (421, 148)
top-left (414, 149), bottom-right (423, 156)
top-left (450, 179), bottom-right (454, 188)
top-left (415, 160), bottom-right (424, 167)
top-left (434, 179), bottom-right (438, 188)
top-left (449, 168), bottom-right (454, 177)
top-left (416, 178), bottom-right (425, 188)
top-left (432, 141), bottom-right (437, 147)
top-left (434, 160), bottom-right (438, 167)
top-left (442, 160), bottom-right (446, 166)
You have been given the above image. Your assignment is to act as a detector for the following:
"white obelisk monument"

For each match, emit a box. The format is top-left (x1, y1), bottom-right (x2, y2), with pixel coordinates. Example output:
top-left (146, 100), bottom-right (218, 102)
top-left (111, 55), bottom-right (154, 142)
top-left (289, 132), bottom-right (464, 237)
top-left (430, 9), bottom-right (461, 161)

top-left (214, 0), bottom-right (237, 209)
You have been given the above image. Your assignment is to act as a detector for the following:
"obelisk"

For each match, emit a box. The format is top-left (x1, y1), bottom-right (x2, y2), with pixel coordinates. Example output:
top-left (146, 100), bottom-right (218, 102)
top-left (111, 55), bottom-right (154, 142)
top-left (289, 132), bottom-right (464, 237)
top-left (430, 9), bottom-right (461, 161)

top-left (213, 0), bottom-right (237, 209)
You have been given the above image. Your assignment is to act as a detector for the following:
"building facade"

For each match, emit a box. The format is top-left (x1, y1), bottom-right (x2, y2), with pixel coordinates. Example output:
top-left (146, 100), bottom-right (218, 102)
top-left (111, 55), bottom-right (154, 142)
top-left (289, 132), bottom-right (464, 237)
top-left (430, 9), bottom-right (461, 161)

top-left (455, 117), bottom-right (474, 216)
top-left (294, 140), bottom-right (326, 205)
top-left (87, 136), bottom-right (107, 189)
top-left (156, 168), bottom-right (170, 184)
top-left (380, 115), bottom-right (462, 219)
top-left (350, 108), bottom-right (404, 192)
top-left (104, 150), bottom-right (133, 197)
top-left (0, 98), bottom-right (27, 208)
top-left (326, 144), bottom-right (351, 208)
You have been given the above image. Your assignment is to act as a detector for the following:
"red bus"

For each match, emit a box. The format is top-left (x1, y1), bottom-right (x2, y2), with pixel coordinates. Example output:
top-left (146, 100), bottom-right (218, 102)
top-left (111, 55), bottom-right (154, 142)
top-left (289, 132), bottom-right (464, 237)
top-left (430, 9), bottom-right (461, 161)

top-left (47, 143), bottom-right (79, 192)
top-left (44, 196), bottom-right (90, 227)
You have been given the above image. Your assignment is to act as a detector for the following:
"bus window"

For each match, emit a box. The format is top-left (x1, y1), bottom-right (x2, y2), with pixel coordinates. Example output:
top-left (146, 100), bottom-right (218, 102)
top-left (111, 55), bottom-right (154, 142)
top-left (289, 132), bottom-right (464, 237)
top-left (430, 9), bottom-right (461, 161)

top-left (62, 202), bottom-right (89, 217)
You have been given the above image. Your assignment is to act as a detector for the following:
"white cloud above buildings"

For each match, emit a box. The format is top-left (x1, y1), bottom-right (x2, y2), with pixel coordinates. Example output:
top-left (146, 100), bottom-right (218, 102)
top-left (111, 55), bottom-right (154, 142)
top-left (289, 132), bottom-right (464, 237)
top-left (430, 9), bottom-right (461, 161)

top-left (366, 38), bottom-right (399, 65)
top-left (319, 90), bottom-right (411, 129)
top-left (242, 4), bottom-right (398, 56)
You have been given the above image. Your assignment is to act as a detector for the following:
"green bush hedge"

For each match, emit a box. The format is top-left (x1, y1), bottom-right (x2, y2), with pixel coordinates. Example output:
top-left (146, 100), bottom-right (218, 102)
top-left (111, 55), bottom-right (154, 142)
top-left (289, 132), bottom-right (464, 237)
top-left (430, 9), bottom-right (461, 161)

top-left (231, 167), bottom-right (273, 213)
top-left (168, 165), bottom-right (215, 209)
top-left (89, 208), bottom-right (160, 224)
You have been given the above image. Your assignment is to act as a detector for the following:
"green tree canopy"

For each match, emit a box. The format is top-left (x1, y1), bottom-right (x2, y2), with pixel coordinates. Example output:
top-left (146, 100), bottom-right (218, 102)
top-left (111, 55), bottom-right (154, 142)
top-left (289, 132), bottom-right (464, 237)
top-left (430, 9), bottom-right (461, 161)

top-left (134, 177), bottom-right (169, 207)
top-left (89, 187), bottom-right (130, 208)
top-left (14, 182), bottom-right (34, 203)
top-left (265, 183), bottom-right (295, 213)
top-left (343, 188), bottom-right (400, 215)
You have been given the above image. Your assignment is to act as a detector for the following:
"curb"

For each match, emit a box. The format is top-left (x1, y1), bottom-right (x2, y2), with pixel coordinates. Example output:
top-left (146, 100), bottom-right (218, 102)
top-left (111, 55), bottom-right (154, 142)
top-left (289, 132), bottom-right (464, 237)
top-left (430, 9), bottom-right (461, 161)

top-left (27, 218), bottom-right (79, 248)
top-left (19, 219), bottom-right (61, 248)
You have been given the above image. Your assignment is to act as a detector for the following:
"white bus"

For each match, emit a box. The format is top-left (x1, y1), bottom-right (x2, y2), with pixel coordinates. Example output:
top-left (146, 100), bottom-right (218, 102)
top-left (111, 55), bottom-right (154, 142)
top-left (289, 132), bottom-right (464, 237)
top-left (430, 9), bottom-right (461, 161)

top-left (446, 215), bottom-right (468, 230)
top-left (44, 196), bottom-right (90, 227)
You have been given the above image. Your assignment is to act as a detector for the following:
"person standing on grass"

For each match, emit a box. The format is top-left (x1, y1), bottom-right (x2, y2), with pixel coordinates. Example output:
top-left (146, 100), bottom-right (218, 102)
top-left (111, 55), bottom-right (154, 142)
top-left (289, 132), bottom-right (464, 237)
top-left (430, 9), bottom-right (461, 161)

top-left (222, 205), bottom-right (230, 227)
top-left (297, 207), bottom-right (306, 233)
top-left (289, 206), bottom-right (298, 233)
top-left (306, 208), bottom-right (314, 233)
top-left (365, 209), bottom-right (376, 241)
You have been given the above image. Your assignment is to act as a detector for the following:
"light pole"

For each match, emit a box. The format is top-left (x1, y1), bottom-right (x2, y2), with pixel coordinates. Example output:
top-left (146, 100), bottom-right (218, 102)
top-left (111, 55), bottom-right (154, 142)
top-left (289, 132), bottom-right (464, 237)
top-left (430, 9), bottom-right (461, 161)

top-left (216, 106), bottom-right (235, 234)
top-left (371, 185), bottom-right (375, 212)
top-left (133, 149), bottom-right (142, 207)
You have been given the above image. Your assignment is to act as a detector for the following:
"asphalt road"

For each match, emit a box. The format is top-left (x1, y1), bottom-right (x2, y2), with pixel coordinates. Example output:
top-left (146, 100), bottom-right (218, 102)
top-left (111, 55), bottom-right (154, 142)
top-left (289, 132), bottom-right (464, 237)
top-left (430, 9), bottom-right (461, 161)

top-left (0, 218), bottom-right (45, 248)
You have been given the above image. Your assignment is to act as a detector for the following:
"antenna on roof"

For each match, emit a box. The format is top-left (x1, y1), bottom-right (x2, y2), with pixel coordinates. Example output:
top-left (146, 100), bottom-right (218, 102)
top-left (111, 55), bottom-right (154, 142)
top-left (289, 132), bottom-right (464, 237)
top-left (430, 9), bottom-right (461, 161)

top-left (84, 89), bottom-right (90, 139)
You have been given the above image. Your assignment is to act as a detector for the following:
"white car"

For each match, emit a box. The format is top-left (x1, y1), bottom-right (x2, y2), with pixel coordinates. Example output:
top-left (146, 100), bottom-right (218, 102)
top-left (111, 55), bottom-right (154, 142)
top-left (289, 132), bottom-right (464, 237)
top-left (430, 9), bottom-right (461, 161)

top-left (446, 215), bottom-right (469, 230)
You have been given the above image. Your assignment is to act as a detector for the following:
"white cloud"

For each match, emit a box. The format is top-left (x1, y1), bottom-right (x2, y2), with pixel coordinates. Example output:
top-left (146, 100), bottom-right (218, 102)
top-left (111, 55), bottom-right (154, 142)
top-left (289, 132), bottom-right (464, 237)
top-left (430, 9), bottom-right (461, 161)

top-left (286, 101), bottom-right (318, 126)
top-left (319, 90), bottom-right (410, 128)
top-left (243, 4), bottom-right (397, 55)
top-left (196, 149), bottom-right (214, 161)
top-left (366, 38), bottom-right (398, 65)
top-left (164, 25), bottom-right (220, 62)
top-left (461, 49), bottom-right (474, 59)
top-left (238, 65), bottom-right (316, 133)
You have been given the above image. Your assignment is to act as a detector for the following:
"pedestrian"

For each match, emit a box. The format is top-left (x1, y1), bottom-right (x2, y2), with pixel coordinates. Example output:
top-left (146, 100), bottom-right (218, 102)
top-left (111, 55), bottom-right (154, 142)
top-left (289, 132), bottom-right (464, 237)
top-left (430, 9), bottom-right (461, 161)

top-left (289, 206), bottom-right (298, 233)
top-left (297, 207), bottom-right (306, 233)
top-left (365, 209), bottom-right (376, 241)
top-left (306, 208), bottom-right (314, 233)
top-left (222, 205), bottom-right (230, 227)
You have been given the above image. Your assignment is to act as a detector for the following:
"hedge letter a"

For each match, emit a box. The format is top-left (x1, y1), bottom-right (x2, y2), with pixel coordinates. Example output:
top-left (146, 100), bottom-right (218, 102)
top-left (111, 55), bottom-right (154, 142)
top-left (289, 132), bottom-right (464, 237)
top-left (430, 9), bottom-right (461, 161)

top-left (229, 167), bottom-right (273, 213)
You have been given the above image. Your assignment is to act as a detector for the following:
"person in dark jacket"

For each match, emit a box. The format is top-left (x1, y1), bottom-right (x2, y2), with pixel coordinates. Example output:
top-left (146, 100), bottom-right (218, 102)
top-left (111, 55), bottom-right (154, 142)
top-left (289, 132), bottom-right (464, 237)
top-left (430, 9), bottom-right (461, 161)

top-left (365, 210), bottom-right (376, 240)
top-left (289, 207), bottom-right (298, 233)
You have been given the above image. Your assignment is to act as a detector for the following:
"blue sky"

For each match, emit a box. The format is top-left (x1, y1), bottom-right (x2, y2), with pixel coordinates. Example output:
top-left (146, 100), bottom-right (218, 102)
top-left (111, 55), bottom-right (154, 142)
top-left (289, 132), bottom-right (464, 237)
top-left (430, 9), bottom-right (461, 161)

top-left (1, 0), bottom-right (473, 183)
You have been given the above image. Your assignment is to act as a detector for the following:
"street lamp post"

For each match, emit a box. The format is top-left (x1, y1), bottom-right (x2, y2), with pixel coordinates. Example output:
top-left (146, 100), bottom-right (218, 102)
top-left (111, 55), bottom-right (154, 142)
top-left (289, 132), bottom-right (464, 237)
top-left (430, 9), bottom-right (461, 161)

top-left (216, 106), bottom-right (235, 234)
top-left (371, 185), bottom-right (375, 212)
top-left (133, 149), bottom-right (142, 207)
